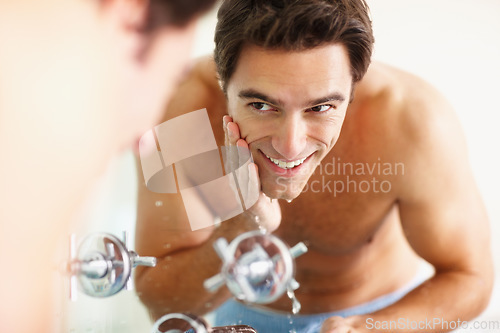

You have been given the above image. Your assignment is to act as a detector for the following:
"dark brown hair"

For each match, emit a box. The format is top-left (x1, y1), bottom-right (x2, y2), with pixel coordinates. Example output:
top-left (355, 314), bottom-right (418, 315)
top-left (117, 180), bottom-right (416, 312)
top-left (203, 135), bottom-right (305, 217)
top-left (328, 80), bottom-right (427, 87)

top-left (214, 0), bottom-right (374, 93)
top-left (142, 0), bottom-right (217, 31)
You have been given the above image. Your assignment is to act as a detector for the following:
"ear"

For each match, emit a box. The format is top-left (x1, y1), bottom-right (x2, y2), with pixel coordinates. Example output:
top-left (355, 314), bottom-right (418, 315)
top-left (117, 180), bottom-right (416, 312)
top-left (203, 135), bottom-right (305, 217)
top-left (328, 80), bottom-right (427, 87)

top-left (101, 0), bottom-right (149, 29)
top-left (99, 0), bottom-right (151, 61)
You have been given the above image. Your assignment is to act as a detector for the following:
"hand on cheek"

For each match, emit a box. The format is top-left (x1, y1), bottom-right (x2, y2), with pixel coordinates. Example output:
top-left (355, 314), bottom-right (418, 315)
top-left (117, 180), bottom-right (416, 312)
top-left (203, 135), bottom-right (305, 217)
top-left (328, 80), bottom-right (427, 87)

top-left (222, 115), bottom-right (281, 232)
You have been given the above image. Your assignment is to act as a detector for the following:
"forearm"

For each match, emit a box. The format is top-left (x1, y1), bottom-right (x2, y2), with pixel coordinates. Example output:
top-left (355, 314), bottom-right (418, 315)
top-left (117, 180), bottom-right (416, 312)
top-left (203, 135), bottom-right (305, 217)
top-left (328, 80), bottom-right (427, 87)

top-left (135, 213), bottom-right (260, 320)
top-left (351, 269), bottom-right (493, 333)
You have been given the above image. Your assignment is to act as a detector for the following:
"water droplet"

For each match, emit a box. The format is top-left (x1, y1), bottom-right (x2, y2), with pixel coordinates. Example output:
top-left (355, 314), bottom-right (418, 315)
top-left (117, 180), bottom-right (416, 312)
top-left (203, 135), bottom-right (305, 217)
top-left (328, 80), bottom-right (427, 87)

top-left (286, 199), bottom-right (292, 203)
top-left (287, 314), bottom-right (295, 331)
top-left (166, 256), bottom-right (172, 261)
top-left (163, 243), bottom-right (171, 249)
top-left (287, 288), bottom-right (302, 315)
top-left (205, 302), bottom-right (212, 308)
top-left (155, 201), bottom-right (163, 207)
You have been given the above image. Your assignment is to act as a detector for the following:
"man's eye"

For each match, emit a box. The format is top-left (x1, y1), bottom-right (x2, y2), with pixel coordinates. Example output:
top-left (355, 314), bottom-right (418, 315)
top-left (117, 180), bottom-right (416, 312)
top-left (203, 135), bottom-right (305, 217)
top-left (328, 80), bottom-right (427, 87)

top-left (251, 102), bottom-right (274, 111)
top-left (309, 104), bottom-right (333, 112)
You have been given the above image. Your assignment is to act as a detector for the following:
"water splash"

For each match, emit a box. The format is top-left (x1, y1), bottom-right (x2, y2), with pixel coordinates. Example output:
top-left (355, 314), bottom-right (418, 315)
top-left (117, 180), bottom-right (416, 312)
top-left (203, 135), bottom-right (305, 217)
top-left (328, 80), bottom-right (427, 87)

top-left (254, 215), bottom-right (267, 234)
top-left (287, 314), bottom-right (294, 332)
top-left (287, 288), bottom-right (302, 315)
top-left (258, 225), bottom-right (267, 234)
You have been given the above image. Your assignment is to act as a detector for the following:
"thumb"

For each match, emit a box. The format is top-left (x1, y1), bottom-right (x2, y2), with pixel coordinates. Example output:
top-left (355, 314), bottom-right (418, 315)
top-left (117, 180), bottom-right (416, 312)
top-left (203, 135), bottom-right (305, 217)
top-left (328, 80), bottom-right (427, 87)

top-left (244, 162), bottom-right (260, 208)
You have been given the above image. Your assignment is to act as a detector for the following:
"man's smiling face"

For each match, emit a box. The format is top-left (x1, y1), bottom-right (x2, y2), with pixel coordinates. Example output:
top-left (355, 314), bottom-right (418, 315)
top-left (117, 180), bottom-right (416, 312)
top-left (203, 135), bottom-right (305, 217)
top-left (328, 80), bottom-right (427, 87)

top-left (226, 43), bottom-right (353, 200)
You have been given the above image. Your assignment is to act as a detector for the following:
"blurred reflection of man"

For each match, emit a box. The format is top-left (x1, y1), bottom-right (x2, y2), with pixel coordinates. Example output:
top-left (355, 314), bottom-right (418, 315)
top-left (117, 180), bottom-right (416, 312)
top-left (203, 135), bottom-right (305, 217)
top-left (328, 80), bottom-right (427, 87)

top-left (135, 1), bottom-right (493, 332)
top-left (0, 0), bottom-right (217, 332)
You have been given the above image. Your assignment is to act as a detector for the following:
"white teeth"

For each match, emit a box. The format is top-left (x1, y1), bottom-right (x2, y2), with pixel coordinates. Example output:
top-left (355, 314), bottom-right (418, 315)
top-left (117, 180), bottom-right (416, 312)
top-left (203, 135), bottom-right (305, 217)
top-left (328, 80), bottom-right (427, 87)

top-left (265, 155), bottom-right (306, 169)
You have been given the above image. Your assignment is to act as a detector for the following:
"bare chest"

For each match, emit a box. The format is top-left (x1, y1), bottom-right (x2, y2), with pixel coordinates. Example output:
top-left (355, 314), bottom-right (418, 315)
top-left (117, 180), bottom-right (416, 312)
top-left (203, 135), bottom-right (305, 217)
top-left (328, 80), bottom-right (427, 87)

top-left (277, 175), bottom-right (396, 255)
top-left (276, 133), bottom-right (403, 255)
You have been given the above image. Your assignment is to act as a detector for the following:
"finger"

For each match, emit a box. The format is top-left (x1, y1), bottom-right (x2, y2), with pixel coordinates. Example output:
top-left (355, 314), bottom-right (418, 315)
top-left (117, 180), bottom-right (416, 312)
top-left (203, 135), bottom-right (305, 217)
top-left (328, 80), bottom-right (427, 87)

top-left (222, 116), bottom-right (235, 172)
top-left (226, 121), bottom-right (241, 146)
top-left (225, 120), bottom-right (241, 173)
top-left (236, 138), bottom-right (248, 149)
top-left (235, 140), bottom-right (254, 204)
top-left (223, 115), bottom-right (232, 147)
top-left (321, 317), bottom-right (349, 333)
top-left (244, 163), bottom-right (261, 209)
top-left (222, 115), bottom-right (232, 126)
top-left (248, 162), bottom-right (260, 191)
top-left (236, 138), bottom-right (250, 171)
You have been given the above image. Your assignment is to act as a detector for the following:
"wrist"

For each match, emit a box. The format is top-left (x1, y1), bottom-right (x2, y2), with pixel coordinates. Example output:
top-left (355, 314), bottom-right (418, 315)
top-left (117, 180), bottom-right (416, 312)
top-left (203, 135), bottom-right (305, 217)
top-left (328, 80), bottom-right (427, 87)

top-left (214, 213), bottom-right (259, 240)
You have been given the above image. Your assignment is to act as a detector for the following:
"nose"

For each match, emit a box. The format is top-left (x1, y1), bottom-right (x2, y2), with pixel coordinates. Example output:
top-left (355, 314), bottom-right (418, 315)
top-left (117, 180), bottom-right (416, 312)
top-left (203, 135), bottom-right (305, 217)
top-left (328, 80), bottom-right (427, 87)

top-left (271, 114), bottom-right (307, 160)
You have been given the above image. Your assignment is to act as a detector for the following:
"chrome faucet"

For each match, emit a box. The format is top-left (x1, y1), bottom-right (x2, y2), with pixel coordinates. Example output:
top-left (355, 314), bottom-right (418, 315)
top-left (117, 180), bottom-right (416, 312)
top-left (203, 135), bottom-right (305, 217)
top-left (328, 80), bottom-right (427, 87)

top-left (151, 313), bottom-right (257, 333)
top-left (204, 231), bottom-right (307, 308)
top-left (67, 231), bottom-right (156, 300)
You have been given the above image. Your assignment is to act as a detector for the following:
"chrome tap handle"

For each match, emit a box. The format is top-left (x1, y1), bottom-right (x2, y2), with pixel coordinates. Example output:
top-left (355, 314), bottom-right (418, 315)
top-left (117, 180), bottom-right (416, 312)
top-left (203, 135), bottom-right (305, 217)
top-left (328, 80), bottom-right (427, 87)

top-left (68, 231), bottom-right (157, 299)
top-left (130, 251), bottom-right (157, 268)
top-left (152, 313), bottom-right (258, 333)
top-left (204, 231), bottom-right (308, 304)
top-left (122, 231), bottom-right (157, 290)
top-left (151, 313), bottom-right (208, 333)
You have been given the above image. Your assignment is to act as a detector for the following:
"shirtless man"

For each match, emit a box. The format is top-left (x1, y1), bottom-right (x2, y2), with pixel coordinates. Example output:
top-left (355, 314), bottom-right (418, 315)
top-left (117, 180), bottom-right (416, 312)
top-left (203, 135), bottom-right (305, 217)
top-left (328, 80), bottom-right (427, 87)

top-left (134, 1), bottom-right (493, 332)
top-left (0, 0), bottom-right (217, 332)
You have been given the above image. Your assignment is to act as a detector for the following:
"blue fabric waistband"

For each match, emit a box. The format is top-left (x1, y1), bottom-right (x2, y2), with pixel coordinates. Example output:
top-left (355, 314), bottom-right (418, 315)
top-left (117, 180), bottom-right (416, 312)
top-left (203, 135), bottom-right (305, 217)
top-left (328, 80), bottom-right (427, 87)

top-left (210, 262), bottom-right (434, 333)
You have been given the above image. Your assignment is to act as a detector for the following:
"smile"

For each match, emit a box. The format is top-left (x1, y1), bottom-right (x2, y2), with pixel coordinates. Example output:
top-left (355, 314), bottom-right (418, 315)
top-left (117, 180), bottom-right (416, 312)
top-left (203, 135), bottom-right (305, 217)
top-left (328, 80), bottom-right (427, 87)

top-left (265, 154), bottom-right (307, 169)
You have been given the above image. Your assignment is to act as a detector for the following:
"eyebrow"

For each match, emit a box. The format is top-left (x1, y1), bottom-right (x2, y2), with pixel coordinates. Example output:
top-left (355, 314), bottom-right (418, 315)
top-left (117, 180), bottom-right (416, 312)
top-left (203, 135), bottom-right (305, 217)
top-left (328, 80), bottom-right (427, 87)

top-left (238, 89), bottom-right (282, 106)
top-left (238, 88), bottom-right (346, 107)
top-left (307, 93), bottom-right (346, 106)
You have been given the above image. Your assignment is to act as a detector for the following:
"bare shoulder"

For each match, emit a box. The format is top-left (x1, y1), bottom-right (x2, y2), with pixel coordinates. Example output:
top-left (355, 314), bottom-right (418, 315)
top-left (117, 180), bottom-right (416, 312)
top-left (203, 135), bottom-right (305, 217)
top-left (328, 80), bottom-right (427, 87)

top-left (374, 62), bottom-right (460, 131)
top-left (361, 64), bottom-right (492, 280)
top-left (135, 56), bottom-right (227, 255)
top-left (349, 61), bottom-right (469, 200)
top-left (158, 56), bottom-right (227, 143)
top-left (355, 61), bottom-right (466, 156)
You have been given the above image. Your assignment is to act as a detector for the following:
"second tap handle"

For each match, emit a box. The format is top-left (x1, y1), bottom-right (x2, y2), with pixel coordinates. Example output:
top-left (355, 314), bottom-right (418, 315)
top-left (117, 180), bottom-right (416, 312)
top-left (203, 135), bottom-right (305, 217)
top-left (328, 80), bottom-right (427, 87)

top-left (130, 251), bottom-right (157, 268)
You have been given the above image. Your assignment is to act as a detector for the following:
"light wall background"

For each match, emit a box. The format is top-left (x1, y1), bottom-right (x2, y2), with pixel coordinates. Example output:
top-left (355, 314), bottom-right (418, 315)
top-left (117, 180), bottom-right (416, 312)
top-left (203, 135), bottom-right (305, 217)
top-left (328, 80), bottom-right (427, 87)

top-left (63, 1), bottom-right (500, 332)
